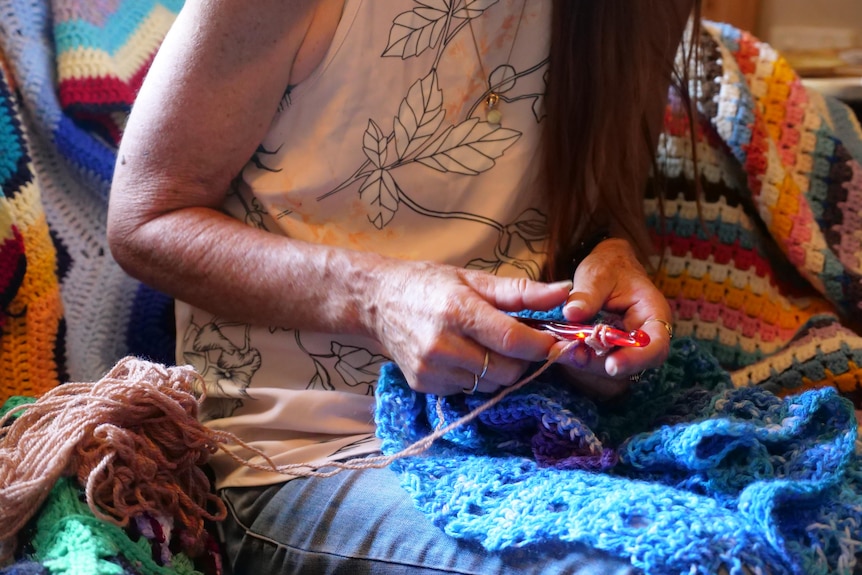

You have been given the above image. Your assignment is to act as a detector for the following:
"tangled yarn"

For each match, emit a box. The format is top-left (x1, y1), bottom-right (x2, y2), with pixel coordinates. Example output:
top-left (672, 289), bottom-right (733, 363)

top-left (0, 359), bottom-right (230, 564)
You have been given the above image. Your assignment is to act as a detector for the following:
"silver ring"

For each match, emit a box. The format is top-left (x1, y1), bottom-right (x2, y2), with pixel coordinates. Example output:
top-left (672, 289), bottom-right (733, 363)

top-left (478, 350), bottom-right (490, 381)
top-left (463, 373), bottom-right (480, 395)
top-left (644, 318), bottom-right (673, 339)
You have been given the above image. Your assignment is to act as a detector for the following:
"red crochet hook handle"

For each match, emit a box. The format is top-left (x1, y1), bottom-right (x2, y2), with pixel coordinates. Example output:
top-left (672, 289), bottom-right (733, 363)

top-left (516, 317), bottom-right (650, 348)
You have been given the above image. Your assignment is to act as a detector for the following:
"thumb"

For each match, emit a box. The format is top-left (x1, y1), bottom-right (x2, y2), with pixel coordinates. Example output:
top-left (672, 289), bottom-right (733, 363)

top-left (563, 266), bottom-right (609, 323)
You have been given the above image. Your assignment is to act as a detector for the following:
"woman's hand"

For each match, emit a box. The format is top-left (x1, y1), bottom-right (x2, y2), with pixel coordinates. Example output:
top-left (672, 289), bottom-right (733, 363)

top-left (367, 259), bottom-right (571, 396)
top-left (555, 237), bottom-right (673, 400)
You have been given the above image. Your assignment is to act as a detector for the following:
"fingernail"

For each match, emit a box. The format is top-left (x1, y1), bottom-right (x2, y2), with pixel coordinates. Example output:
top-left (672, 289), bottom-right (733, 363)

top-left (563, 300), bottom-right (586, 314)
top-left (550, 280), bottom-right (573, 291)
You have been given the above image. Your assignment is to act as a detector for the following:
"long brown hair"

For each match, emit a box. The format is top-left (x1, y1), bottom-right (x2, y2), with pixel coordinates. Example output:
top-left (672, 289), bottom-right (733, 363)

top-left (542, 0), bottom-right (702, 280)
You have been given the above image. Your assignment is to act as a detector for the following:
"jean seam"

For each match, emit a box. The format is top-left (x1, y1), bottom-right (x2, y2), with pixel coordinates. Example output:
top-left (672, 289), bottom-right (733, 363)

top-left (222, 488), bottom-right (484, 575)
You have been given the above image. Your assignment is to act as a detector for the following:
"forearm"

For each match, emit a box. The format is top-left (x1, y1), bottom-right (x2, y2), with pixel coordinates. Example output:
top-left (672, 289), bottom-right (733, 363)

top-left (109, 205), bottom-right (388, 337)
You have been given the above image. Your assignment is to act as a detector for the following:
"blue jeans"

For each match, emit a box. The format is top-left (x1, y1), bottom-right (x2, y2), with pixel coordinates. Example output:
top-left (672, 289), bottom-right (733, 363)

top-left (219, 466), bottom-right (638, 574)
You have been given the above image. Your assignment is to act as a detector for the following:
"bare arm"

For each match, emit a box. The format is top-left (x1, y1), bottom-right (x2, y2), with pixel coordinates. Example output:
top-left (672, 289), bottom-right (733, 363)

top-left (109, 0), bottom-right (359, 330)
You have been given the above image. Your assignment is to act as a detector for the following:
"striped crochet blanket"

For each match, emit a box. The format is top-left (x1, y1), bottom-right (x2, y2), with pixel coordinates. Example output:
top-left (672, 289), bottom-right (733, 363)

top-left (0, 1), bottom-right (191, 573)
top-left (651, 24), bottom-right (862, 405)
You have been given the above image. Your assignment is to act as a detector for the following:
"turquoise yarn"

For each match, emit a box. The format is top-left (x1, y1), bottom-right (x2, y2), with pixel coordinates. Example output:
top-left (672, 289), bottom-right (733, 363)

top-left (374, 338), bottom-right (862, 575)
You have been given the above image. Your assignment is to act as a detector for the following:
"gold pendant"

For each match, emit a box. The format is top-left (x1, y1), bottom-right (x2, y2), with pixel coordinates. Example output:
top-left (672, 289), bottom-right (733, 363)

top-left (485, 93), bottom-right (502, 125)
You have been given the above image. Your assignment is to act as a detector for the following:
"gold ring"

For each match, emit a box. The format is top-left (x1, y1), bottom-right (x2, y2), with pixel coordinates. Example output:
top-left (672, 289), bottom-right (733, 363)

top-left (478, 350), bottom-right (490, 381)
top-left (644, 318), bottom-right (673, 339)
top-left (463, 373), bottom-right (480, 395)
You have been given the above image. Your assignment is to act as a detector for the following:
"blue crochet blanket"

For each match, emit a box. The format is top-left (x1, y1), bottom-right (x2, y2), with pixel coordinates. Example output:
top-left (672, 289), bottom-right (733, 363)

top-left (375, 337), bottom-right (862, 575)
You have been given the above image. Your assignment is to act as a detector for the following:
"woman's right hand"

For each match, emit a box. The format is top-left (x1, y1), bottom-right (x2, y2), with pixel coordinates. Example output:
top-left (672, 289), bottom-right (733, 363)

top-left (365, 259), bottom-right (571, 396)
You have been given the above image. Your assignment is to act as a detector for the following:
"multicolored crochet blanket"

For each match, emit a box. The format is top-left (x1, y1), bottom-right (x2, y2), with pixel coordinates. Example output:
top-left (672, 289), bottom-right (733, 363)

top-left (376, 338), bottom-right (861, 574)
top-left (0, 396), bottom-right (221, 575)
top-left (0, 0), bottom-right (180, 402)
top-left (0, 1), bottom-right (192, 573)
top-left (652, 24), bottom-right (862, 404)
top-left (375, 22), bottom-right (862, 575)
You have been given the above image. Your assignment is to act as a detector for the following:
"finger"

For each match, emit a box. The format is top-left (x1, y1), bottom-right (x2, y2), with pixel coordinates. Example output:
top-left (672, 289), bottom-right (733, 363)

top-left (556, 326), bottom-right (669, 379)
top-left (551, 322), bottom-right (664, 380)
top-left (407, 364), bottom-right (490, 396)
top-left (554, 340), bottom-right (621, 378)
top-left (563, 291), bottom-right (605, 324)
top-left (642, 317), bottom-right (674, 342)
top-left (405, 335), bottom-right (528, 395)
top-left (603, 317), bottom-right (673, 377)
top-left (562, 239), bottom-right (634, 322)
top-left (398, 332), bottom-right (477, 395)
top-left (460, 307), bottom-right (560, 363)
top-left (437, 367), bottom-right (520, 397)
top-left (445, 341), bottom-right (531, 388)
top-left (466, 273), bottom-right (573, 314)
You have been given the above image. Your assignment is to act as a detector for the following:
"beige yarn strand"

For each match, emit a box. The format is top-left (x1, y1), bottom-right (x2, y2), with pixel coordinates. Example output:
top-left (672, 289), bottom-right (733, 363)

top-left (229, 342), bottom-right (574, 478)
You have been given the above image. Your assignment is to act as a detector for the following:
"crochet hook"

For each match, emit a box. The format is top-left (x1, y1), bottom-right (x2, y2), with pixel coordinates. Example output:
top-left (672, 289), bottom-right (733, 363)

top-left (516, 317), bottom-right (650, 348)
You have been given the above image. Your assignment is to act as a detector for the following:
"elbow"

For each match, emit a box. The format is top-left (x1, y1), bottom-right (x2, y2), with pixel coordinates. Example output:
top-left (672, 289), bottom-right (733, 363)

top-left (106, 189), bottom-right (153, 281)
top-left (107, 218), bottom-right (141, 281)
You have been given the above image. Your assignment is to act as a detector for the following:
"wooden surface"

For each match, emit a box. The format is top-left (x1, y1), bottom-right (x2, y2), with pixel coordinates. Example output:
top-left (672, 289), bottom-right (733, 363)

top-left (702, 0), bottom-right (759, 32)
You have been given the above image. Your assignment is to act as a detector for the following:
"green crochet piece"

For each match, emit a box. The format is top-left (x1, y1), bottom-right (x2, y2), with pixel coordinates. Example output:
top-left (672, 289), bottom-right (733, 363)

top-left (28, 478), bottom-right (202, 575)
top-left (0, 397), bottom-right (35, 419)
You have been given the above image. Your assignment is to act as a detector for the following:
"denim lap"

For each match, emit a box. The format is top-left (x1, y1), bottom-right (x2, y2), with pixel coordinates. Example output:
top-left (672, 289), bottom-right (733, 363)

top-left (219, 466), bottom-right (638, 575)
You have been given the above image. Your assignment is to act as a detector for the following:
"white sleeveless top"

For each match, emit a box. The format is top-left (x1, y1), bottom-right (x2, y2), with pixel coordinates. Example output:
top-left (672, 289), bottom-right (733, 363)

top-left (176, 0), bottom-right (553, 488)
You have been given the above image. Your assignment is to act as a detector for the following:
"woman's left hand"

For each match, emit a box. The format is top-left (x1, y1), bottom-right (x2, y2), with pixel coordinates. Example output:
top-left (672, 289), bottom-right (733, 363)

top-left (555, 237), bottom-right (673, 400)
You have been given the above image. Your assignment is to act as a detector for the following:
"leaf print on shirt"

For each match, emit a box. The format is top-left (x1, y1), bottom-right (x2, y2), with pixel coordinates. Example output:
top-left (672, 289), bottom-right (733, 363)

top-left (226, 178), bottom-right (270, 230)
top-left (416, 117), bottom-right (520, 175)
top-left (351, 71), bottom-right (521, 229)
top-left (382, 0), bottom-right (498, 59)
top-left (394, 72), bottom-right (444, 160)
top-left (466, 207), bottom-right (548, 278)
top-left (292, 329), bottom-right (390, 394)
top-left (316, 0), bottom-right (549, 278)
top-left (382, 2), bottom-right (448, 58)
top-left (333, 342), bottom-right (390, 394)
top-left (360, 119), bottom-right (400, 228)
top-left (329, 435), bottom-right (380, 457)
